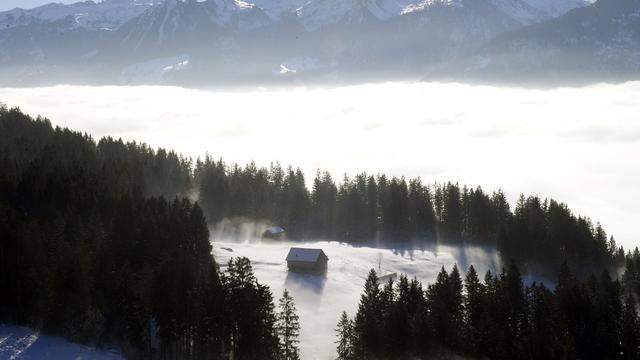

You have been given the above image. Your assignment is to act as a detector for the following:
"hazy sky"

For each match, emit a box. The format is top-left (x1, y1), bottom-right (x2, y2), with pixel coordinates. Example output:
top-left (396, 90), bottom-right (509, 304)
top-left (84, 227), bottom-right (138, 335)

top-left (1, 82), bottom-right (639, 250)
top-left (0, 1), bottom-right (77, 11)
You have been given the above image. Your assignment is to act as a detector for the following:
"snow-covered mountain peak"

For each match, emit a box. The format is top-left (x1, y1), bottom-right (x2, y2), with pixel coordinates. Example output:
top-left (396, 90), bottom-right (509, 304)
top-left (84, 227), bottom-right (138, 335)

top-left (0, 0), bottom-right (590, 35)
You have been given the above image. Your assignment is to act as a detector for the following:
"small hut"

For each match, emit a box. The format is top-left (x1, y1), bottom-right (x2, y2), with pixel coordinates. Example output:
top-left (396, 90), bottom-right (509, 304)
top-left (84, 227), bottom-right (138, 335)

top-left (262, 226), bottom-right (285, 240)
top-left (286, 248), bottom-right (329, 273)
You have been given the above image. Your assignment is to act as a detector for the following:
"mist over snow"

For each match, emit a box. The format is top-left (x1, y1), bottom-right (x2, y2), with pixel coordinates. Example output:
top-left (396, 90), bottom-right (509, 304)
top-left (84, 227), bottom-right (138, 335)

top-left (1, 82), bottom-right (639, 250)
top-left (212, 237), bottom-right (506, 360)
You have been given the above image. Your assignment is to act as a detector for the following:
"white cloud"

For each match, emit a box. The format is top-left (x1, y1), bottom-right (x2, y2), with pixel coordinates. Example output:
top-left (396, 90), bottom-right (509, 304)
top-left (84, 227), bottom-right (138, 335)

top-left (1, 81), bottom-right (639, 250)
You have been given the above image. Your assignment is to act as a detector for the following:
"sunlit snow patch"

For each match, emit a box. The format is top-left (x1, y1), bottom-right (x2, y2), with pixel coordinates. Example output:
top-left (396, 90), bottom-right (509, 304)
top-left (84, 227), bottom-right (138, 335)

top-left (280, 64), bottom-right (297, 74)
top-left (277, 56), bottom-right (322, 75)
top-left (120, 55), bottom-right (190, 85)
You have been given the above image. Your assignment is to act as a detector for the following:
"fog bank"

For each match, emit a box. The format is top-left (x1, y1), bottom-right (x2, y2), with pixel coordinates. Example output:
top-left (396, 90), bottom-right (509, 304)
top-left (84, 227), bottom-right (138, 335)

top-left (1, 81), bottom-right (639, 249)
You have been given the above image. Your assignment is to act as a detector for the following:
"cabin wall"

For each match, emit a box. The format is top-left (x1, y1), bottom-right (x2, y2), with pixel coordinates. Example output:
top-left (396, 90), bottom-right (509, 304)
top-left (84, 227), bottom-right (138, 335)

top-left (287, 259), bottom-right (328, 273)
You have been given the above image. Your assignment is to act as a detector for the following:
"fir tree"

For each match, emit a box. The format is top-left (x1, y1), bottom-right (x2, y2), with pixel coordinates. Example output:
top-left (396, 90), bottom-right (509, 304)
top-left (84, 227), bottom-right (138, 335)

top-left (277, 289), bottom-right (301, 360)
top-left (622, 293), bottom-right (640, 360)
top-left (335, 311), bottom-right (355, 360)
top-left (353, 269), bottom-right (381, 358)
top-left (463, 265), bottom-right (484, 356)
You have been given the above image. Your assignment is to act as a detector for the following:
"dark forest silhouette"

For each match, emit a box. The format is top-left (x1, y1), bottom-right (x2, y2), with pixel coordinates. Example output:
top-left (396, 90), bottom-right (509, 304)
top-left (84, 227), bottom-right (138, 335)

top-left (195, 152), bottom-right (626, 275)
top-left (338, 260), bottom-right (640, 360)
top-left (0, 106), bottom-right (300, 358)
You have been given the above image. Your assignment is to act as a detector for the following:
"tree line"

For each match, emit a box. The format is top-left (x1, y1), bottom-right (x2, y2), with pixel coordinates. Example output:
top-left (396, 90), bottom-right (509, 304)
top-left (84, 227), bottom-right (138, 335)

top-left (3, 104), bottom-right (628, 275)
top-left (195, 157), bottom-right (629, 273)
top-left (336, 257), bottom-right (640, 360)
top-left (0, 106), bottom-right (302, 359)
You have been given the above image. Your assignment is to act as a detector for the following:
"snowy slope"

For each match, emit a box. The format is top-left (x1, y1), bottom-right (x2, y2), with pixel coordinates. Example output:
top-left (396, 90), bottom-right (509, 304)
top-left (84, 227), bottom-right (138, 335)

top-left (251, 0), bottom-right (586, 30)
top-left (0, 325), bottom-right (123, 359)
top-left (0, 0), bottom-right (162, 31)
top-left (212, 236), bottom-right (552, 360)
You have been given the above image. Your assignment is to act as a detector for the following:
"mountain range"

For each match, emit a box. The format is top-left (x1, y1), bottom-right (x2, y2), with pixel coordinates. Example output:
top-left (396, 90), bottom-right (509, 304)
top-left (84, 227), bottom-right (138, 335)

top-left (0, 0), bottom-right (637, 86)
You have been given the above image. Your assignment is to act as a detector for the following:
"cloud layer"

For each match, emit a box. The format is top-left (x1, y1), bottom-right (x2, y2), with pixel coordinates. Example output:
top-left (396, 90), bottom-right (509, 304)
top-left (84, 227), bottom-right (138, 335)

top-left (1, 81), bottom-right (639, 249)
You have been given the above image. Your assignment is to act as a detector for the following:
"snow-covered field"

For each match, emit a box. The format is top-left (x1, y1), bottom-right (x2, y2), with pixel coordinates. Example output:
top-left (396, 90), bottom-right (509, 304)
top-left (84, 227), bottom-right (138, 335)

top-left (213, 237), bottom-right (504, 360)
top-left (0, 325), bottom-right (122, 360)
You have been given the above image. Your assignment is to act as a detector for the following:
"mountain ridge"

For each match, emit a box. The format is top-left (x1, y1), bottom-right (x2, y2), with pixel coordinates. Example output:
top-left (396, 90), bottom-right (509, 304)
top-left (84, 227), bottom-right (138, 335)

top-left (3, 0), bottom-right (634, 86)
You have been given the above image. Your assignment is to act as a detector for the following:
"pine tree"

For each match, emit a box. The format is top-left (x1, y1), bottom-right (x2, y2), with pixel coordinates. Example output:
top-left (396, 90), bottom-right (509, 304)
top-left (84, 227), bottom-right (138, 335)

top-left (448, 264), bottom-right (464, 350)
top-left (335, 311), bottom-right (355, 360)
top-left (622, 294), bottom-right (639, 360)
top-left (277, 289), bottom-right (301, 360)
top-left (463, 265), bottom-right (484, 356)
top-left (504, 259), bottom-right (525, 358)
top-left (353, 269), bottom-right (381, 358)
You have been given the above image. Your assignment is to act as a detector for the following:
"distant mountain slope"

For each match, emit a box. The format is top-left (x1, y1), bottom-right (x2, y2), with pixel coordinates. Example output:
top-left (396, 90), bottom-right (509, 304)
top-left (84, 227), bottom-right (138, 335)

top-left (455, 0), bottom-right (640, 82)
top-left (0, 16), bottom-right (105, 66)
top-left (0, 0), bottom-right (605, 85)
top-left (0, 0), bottom-right (161, 31)
top-left (523, 0), bottom-right (589, 17)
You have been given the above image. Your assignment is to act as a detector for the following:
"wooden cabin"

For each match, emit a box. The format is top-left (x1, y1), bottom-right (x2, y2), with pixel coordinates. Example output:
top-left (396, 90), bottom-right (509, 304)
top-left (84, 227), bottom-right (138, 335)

top-left (262, 226), bottom-right (286, 240)
top-left (286, 248), bottom-right (329, 273)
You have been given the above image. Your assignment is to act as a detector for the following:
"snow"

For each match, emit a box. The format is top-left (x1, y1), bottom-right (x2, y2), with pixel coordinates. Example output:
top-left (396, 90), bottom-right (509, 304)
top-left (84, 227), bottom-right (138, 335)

top-left (0, 0), bottom-right (589, 37)
top-left (280, 64), bottom-right (297, 74)
top-left (213, 237), bottom-right (503, 360)
top-left (401, 0), bottom-right (461, 15)
top-left (235, 0), bottom-right (255, 10)
top-left (266, 226), bottom-right (286, 234)
top-left (0, 325), bottom-right (122, 359)
top-left (120, 55), bottom-right (190, 84)
top-left (199, 0), bottom-right (272, 32)
top-left (364, 0), bottom-right (419, 21)
top-left (277, 56), bottom-right (323, 75)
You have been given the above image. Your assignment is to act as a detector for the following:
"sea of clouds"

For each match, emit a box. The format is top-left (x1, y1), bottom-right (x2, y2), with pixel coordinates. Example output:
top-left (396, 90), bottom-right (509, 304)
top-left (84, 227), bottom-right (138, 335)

top-left (2, 82), bottom-right (638, 249)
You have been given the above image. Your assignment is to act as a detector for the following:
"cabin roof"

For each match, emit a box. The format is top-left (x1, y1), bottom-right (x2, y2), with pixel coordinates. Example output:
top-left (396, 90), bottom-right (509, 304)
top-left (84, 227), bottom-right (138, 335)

top-left (286, 248), bottom-right (327, 263)
top-left (265, 226), bottom-right (285, 234)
